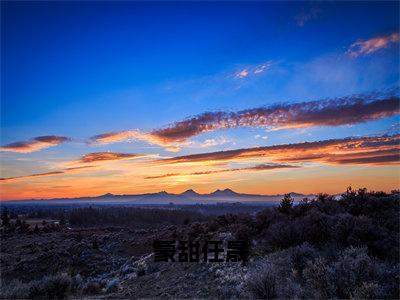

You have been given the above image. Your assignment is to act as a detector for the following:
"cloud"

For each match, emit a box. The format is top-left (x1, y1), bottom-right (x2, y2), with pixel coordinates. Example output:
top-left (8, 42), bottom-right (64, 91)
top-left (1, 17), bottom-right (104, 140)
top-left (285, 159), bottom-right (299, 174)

top-left (255, 134), bottom-right (268, 140)
top-left (0, 166), bottom-right (95, 182)
top-left (0, 136), bottom-right (70, 153)
top-left (235, 69), bottom-right (249, 78)
top-left (64, 166), bottom-right (96, 171)
top-left (1, 151), bottom-right (153, 182)
top-left (0, 171), bottom-right (64, 182)
top-left (295, 4), bottom-right (321, 27)
top-left (90, 130), bottom-right (231, 151)
top-left (164, 146), bottom-right (182, 152)
top-left (329, 154), bottom-right (399, 165)
top-left (90, 130), bottom-right (183, 151)
top-left (78, 152), bottom-right (151, 163)
top-left (91, 130), bottom-right (149, 144)
top-left (381, 123), bottom-right (400, 135)
top-left (234, 61), bottom-right (273, 79)
top-left (347, 32), bottom-right (400, 58)
top-left (144, 163), bottom-right (298, 179)
top-left (254, 64), bottom-right (270, 74)
top-left (198, 137), bottom-right (231, 148)
top-left (154, 134), bottom-right (399, 166)
top-left (87, 91), bottom-right (398, 151)
top-left (149, 91), bottom-right (399, 144)
top-left (276, 148), bottom-right (399, 166)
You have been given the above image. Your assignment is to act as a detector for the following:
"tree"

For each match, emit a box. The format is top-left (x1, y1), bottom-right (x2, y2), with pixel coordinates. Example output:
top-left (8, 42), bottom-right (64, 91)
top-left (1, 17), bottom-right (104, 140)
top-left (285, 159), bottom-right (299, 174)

top-left (15, 218), bottom-right (22, 227)
top-left (1, 207), bottom-right (10, 227)
top-left (278, 194), bottom-right (294, 214)
top-left (20, 220), bottom-right (30, 231)
top-left (60, 215), bottom-right (66, 226)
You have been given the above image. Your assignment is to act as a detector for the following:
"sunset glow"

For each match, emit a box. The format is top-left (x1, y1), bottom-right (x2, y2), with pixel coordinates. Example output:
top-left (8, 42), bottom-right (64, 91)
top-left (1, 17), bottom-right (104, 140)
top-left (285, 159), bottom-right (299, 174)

top-left (1, 2), bottom-right (399, 200)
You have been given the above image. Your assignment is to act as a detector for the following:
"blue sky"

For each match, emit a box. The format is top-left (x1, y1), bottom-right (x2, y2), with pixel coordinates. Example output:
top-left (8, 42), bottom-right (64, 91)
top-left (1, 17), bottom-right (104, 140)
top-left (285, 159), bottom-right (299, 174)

top-left (1, 1), bottom-right (399, 199)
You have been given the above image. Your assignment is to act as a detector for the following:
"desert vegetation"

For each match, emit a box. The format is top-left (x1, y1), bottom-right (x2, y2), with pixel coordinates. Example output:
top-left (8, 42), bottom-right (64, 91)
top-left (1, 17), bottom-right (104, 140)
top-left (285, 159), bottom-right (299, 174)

top-left (0, 187), bottom-right (398, 299)
top-left (67, 206), bottom-right (206, 227)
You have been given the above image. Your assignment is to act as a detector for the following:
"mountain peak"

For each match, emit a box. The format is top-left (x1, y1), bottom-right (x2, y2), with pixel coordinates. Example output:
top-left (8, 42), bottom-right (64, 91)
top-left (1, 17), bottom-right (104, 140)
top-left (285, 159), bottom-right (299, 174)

top-left (98, 193), bottom-right (114, 198)
top-left (181, 189), bottom-right (199, 196)
top-left (211, 188), bottom-right (239, 196)
top-left (157, 191), bottom-right (170, 195)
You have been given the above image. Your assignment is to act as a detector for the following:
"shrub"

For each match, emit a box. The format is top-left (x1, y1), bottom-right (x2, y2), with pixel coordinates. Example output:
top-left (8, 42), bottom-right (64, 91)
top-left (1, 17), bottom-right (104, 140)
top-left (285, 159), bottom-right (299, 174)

top-left (29, 273), bottom-right (71, 299)
top-left (303, 257), bottom-right (336, 298)
top-left (262, 221), bottom-right (300, 251)
top-left (330, 247), bottom-right (393, 299)
top-left (231, 223), bottom-right (254, 241)
top-left (301, 247), bottom-right (399, 299)
top-left (246, 261), bottom-right (277, 299)
top-left (296, 210), bottom-right (331, 245)
top-left (70, 274), bottom-right (83, 293)
top-left (287, 243), bottom-right (317, 275)
top-left (105, 278), bottom-right (120, 293)
top-left (0, 280), bottom-right (31, 299)
top-left (82, 279), bottom-right (103, 295)
top-left (352, 282), bottom-right (383, 299)
top-left (188, 222), bottom-right (205, 239)
top-left (255, 208), bottom-right (277, 233)
top-left (92, 238), bottom-right (99, 250)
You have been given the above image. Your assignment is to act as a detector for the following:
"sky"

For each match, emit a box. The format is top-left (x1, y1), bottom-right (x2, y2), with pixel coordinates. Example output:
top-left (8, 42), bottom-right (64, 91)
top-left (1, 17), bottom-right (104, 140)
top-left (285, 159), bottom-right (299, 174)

top-left (1, 1), bottom-right (399, 200)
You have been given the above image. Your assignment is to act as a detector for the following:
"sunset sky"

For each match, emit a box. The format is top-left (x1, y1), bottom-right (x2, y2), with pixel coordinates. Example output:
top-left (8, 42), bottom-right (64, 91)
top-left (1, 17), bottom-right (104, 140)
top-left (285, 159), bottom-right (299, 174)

top-left (1, 1), bottom-right (399, 200)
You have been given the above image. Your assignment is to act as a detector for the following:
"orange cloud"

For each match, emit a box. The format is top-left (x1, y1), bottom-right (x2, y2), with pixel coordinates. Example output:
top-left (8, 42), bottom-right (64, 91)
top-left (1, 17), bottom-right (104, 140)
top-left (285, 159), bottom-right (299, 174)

top-left (347, 32), bottom-right (400, 57)
top-left (329, 154), bottom-right (398, 165)
top-left (144, 163), bottom-right (299, 179)
top-left (88, 91), bottom-right (399, 149)
top-left (79, 152), bottom-right (151, 163)
top-left (7, 92), bottom-right (396, 154)
top-left (1, 152), bottom-right (155, 183)
top-left (0, 166), bottom-right (95, 182)
top-left (149, 92), bottom-right (399, 144)
top-left (0, 136), bottom-right (70, 153)
top-left (90, 130), bottom-right (183, 152)
top-left (154, 134), bottom-right (400, 166)
top-left (90, 130), bottom-right (141, 144)
top-left (235, 69), bottom-right (249, 78)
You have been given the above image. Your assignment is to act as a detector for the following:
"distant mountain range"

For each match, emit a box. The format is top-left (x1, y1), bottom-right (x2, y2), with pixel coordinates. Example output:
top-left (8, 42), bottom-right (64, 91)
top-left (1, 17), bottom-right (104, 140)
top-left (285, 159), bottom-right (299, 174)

top-left (3, 188), bottom-right (315, 205)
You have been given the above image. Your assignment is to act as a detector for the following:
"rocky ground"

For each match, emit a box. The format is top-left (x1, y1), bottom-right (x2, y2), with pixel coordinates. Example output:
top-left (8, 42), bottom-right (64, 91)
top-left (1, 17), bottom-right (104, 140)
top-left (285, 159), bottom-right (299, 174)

top-left (0, 224), bottom-right (252, 299)
top-left (1, 190), bottom-right (399, 299)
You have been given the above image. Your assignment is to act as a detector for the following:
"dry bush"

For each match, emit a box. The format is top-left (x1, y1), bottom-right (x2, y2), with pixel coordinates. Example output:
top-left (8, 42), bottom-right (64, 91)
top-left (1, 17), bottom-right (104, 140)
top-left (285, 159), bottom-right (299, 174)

top-left (0, 280), bottom-right (31, 299)
top-left (28, 273), bottom-right (71, 299)
top-left (246, 261), bottom-right (277, 299)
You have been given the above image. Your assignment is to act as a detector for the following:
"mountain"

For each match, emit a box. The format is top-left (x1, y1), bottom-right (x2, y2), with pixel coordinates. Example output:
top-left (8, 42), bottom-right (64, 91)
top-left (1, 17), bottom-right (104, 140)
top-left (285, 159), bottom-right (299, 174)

top-left (210, 188), bottom-right (240, 197)
top-left (3, 189), bottom-right (312, 205)
top-left (180, 189), bottom-right (200, 197)
top-left (97, 193), bottom-right (115, 198)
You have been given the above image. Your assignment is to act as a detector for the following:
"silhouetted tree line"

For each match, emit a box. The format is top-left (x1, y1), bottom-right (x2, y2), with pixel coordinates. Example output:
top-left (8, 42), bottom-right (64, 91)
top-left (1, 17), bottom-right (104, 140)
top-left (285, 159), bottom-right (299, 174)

top-left (26, 208), bottom-right (66, 220)
top-left (1, 207), bottom-right (31, 233)
top-left (68, 206), bottom-right (206, 226)
top-left (1, 206), bottom-right (66, 235)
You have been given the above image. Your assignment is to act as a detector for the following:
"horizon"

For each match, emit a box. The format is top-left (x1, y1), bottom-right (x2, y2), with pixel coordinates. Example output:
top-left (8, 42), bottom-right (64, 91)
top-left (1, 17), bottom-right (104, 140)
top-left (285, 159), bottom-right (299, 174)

top-left (0, 186), bottom-right (394, 202)
top-left (1, 2), bottom-right (400, 200)
top-left (1, 187), bottom-right (309, 201)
